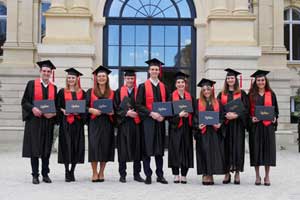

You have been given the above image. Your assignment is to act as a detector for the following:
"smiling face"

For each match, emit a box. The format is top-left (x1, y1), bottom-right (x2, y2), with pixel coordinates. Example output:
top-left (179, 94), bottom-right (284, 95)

top-left (226, 75), bottom-right (236, 87)
top-left (67, 75), bottom-right (77, 87)
top-left (96, 72), bottom-right (108, 85)
top-left (202, 85), bottom-right (212, 98)
top-left (148, 65), bottom-right (160, 79)
top-left (124, 76), bottom-right (135, 88)
top-left (175, 79), bottom-right (185, 91)
top-left (40, 67), bottom-right (52, 82)
top-left (255, 76), bottom-right (266, 90)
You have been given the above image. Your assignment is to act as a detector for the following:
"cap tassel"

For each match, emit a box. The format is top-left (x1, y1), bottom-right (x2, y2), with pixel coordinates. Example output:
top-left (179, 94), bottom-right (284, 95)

top-left (134, 75), bottom-right (137, 88)
top-left (159, 63), bottom-right (163, 79)
top-left (78, 76), bottom-right (81, 88)
top-left (52, 70), bottom-right (55, 83)
top-left (93, 74), bottom-right (97, 87)
top-left (239, 74), bottom-right (243, 89)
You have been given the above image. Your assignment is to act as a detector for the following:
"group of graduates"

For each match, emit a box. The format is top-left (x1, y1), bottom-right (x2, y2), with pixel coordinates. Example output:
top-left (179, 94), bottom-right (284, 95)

top-left (21, 58), bottom-right (279, 186)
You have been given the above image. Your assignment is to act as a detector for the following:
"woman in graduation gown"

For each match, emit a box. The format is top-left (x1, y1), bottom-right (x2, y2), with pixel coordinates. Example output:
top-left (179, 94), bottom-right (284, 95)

top-left (86, 65), bottom-right (115, 182)
top-left (57, 68), bottom-right (86, 182)
top-left (217, 68), bottom-right (249, 184)
top-left (248, 70), bottom-right (279, 186)
top-left (168, 72), bottom-right (194, 184)
top-left (193, 78), bottom-right (225, 185)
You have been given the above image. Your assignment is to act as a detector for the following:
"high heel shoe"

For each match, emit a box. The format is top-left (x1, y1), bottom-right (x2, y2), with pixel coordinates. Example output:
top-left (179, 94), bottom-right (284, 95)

top-left (264, 177), bottom-right (271, 186)
top-left (222, 174), bottom-right (231, 184)
top-left (255, 177), bottom-right (261, 186)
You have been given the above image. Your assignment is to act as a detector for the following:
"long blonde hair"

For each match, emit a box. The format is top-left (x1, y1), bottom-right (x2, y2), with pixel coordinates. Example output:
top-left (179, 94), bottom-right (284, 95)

top-left (199, 86), bottom-right (217, 107)
top-left (65, 76), bottom-right (81, 92)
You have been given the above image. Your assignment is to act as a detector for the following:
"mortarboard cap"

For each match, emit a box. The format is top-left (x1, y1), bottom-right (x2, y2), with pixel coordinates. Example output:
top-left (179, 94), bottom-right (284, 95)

top-left (65, 68), bottom-right (83, 77)
top-left (250, 70), bottom-right (270, 78)
top-left (175, 71), bottom-right (189, 81)
top-left (92, 65), bottom-right (112, 75)
top-left (197, 78), bottom-right (216, 87)
top-left (145, 58), bottom-right (165, 67)
top-left (124, 69), bottom-right (136, 76)
top-left (36, 60), bottom-right (56, 70)
top-left (224, 68), bottom-right (241, 77)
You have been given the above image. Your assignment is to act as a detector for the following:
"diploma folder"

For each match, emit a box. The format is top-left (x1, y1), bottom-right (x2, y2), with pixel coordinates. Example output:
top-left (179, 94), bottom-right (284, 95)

top-left (172, 100), bottom-right (193, 115)
top-left (93, 99), bottom-right (113, 114)
top-left (255, 106), bottom-right (275, 121)
top-left (66, 100), bottom-right (86, 114)
top-left (119, 96), bottom-right (133, 111)
top-left (34, 100), bottom-right (56, 114)
top-left (199, 111), bottom-right (219, 125)
top-left (152, 102), bottom-right (173, 117)
top-left (224, 98), bottom-right (244, 114)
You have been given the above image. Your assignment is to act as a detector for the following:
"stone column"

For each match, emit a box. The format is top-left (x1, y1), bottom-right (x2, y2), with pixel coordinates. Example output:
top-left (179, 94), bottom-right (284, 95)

top-left (49, 0), bottom-right (67, 13)
top-left (233, 0), bottom-right (249, 14)
top-left (210, 0), bottom-right (228, 14)
top-left (3, 0), bottom-right (18, 47)
top-left (70, 0), bottom-right (89, 13)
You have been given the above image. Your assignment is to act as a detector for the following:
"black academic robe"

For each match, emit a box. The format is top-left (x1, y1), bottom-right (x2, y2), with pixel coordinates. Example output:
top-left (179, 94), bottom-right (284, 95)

top-left (217, 90), bottom-right (249, 172)
top-left (168, 94), bottom-right (194, 169)
top-left (193, 99), bottom-right (225, 175)
top-left (86, 89), bottom-right (115, 162)
top-left (57, 88), bottom-right (86, 164)
top-left (21, 80), bottom-right (57, 158)
top-left (249, 91), bottom-right (279, 166)
top-left (136, 82), bottom-right (170, 157)
top-left (114, 88), bottom-right (141, 162)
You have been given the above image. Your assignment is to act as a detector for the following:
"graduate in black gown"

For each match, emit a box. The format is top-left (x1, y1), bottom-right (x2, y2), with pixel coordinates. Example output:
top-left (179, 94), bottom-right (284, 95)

top-left (217, 68), bottom-right (249, 185)
top-left (113, 69), bottom-right (144, 183)
top-left (136, 58), bottom-right (170, 184)
top-left (57, 68), bottom-right (86, 182)
top-left (193, 78), bottom-right (225, 185)
top-left (21, 60), bottom-right (57, 184)
top-left (248, 70), bottom-right (279, 186)
top-left (168, 72), bottom-right (194, 184)
top-left (86, 65), bottom-right (115, 182)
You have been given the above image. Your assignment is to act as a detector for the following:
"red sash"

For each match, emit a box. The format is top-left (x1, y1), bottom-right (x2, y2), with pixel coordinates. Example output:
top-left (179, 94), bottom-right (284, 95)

top-left (90, 89), bottom-right (114, 122)
top-left (250, 90), bottom-right (272, 127)
top-left (198, 99), bottom-right (219, 134)
top-left (172, 90), bottom-right (192, 128)
top-left (221, 91), bottom-right (241, 124)
top-left (145, 79), bottom-right (166, 111)
top-left (120, 86), bottom-right (141, 124)
top-left (64, 89), bottom-right (83, 124)
top-left (34, 78), bottom-right (55, 100)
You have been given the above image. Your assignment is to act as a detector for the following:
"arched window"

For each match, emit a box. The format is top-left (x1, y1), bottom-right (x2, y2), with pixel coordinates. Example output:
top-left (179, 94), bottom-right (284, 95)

top-left (40, 0), bottom-right (51, 42)
top-left (103, 0), bottom-right (196, 94)
top-left (284, 8), bottom-right (300, 61)
top-left (0, 2), bottom-right (7, 56)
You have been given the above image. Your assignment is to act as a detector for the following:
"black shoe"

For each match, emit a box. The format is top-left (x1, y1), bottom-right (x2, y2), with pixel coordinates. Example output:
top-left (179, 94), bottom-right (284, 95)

top-left (98, 178), bottom-right (105, 182)
top-left (134, 175), bottom-right (145, 182)
top-left (65, 171), bottom-right (71, 182)
top-left (255, 177), bottom-right (261, 186)
top-left (70, 171), bottom-right (75, 182)
top-left (181, 180), bottom-right (187, 184)
top-left (119, 176), bottom-right (126, 183)
top-left (202, 181), bottom-right (209, 185)
top-left (234, 180), bottom-right (240, 185)
top-left (32, 177), bottom-right (40, 184)
top-left (157, 176), bottom-right (168, 184)
top-left (42, 176), bottom-right (52, 183)
top-left (145, 176), bottom-right (152, 185)
top-left (222, 174), bottom-right (231, 184)
top-left (174, 180), bottom-right (180, 184)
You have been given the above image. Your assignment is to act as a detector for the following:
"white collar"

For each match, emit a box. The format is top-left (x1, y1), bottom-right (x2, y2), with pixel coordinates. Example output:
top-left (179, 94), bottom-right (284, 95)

top-left (40, 78), bottom-right (49, 87)
top-left (127, 87), bottom-right (133, 94)
top-left (149, 78), bottom-right (159, 87)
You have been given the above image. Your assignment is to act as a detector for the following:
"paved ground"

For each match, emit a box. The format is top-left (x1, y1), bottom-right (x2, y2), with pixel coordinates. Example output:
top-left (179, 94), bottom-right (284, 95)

top-left (0, 141), bottom-right (300, 200)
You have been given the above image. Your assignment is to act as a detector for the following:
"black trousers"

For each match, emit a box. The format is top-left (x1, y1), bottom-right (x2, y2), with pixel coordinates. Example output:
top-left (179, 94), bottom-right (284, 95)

top-left (143, 156), bottom-right (164, 177)
top-left (119, 161), bottom-right (141, 178)
top-left (172, 167), bottom-right (189, 176)
top-left (30, 155), bottom-right (50, 177)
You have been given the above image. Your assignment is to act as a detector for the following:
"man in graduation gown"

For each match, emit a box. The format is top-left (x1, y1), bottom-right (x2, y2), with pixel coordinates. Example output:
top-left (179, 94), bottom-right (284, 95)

top-left (114, 69), bottom-right (145, 183)
top-left (21, 60), bottom-right (57, 184)
top-left (136, 58), bottom-right (169, 184)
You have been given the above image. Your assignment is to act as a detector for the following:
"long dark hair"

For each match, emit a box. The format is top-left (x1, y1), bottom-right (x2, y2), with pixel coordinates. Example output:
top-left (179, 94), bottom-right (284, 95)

top-left (222, 76), bottom-right (241, 94)
top-left (94, 74), bottom-right (111, 98)
top-left (249, 76), bottom-right (273, 100)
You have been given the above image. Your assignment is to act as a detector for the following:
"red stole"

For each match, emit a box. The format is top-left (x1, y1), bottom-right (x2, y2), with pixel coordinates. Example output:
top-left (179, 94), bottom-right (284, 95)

top-left (221, 91), bottom-right (241, 124)
top-left (90, 89), bottom-right (114, 122)
top-left (250, 90), bottom-right (272, 127)
top-left (64, 89), bottom-right (83, 124)
top-left (145, 79), bottom-right (166, 111)
top-left (120, 86), bottom-right (141, 124)
top-left (198, 99), bottom-right (219, 134)
top-left (34, 78), bottom-right (55, 101)
top-left (172, 90), bottom-right (192, 128)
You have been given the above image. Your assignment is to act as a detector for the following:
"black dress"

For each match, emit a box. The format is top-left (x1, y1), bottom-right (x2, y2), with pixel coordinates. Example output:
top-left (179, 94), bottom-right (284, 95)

top-left (249, 91), bottom-right (279, 166)
top-left (136, 82), bottom-right (169, 157)
top-left (168, 94), bottom-right (194, 170)
top-left (193, 99), bottom-right (225, 175)
top-left (86, 89), bottom-right (115, 162)
top-left (114, 88), bottom-right (141, 162)
top-left (57, 89), bottom-right (86, 164)
top-left (21, 80), bottom-right (57, 158)
top-left (217, 90), bottom-right (249, 172)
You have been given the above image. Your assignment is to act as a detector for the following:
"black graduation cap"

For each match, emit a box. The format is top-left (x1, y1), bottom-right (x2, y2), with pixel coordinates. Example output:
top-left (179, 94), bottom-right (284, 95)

top-left (123, 69), bottom-right (136, 76)
top-left (224, 68), bottom-right (241, 77)
top-left (250, 69), bottom-right (270, 78)
top-left (175, 71), bottom-right (189, 81)
top-left (197, 78), bottom-right (216, 87)
top-left (65, 68), bottom-right (83, 77)
top-left (92, 65), bottom-right (112, 75)
top-left (145, 58), bottom-right (165, 66)
top-left (36, 60), bottom-right (56, 70)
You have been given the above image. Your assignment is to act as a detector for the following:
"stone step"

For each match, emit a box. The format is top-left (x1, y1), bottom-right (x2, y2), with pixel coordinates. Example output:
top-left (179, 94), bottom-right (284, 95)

top-left (0, 119), bottom-right (25, 127)
top-left (1, 97), bottom-right (21, 105)
top-left (0, 83), bottom-right (27, 91)
top-left (0, 112), bottom-right (22, 120)
top-left (0, 104), bottom-right (22, 112)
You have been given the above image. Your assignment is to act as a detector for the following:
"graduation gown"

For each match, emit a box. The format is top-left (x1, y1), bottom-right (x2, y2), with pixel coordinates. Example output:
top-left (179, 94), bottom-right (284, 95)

top-left (136, 82), bottom-right (169, 157)
top-left (57, 88), bottom-right (86, 164)
top-left (193, 99), bottom-right (225, 175)
top-left (114, 88), bottom-right (141, 162)
top-left (86, 89), bottom-right (115, 162)
top-left (217, 90), bottom-right (249, 172)
top-left (168, 94), bottom-right (194, 169)
top-left (21, 80), bottom-right (57, 158)
top-left (249, 91), bottom-right (278, 166)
